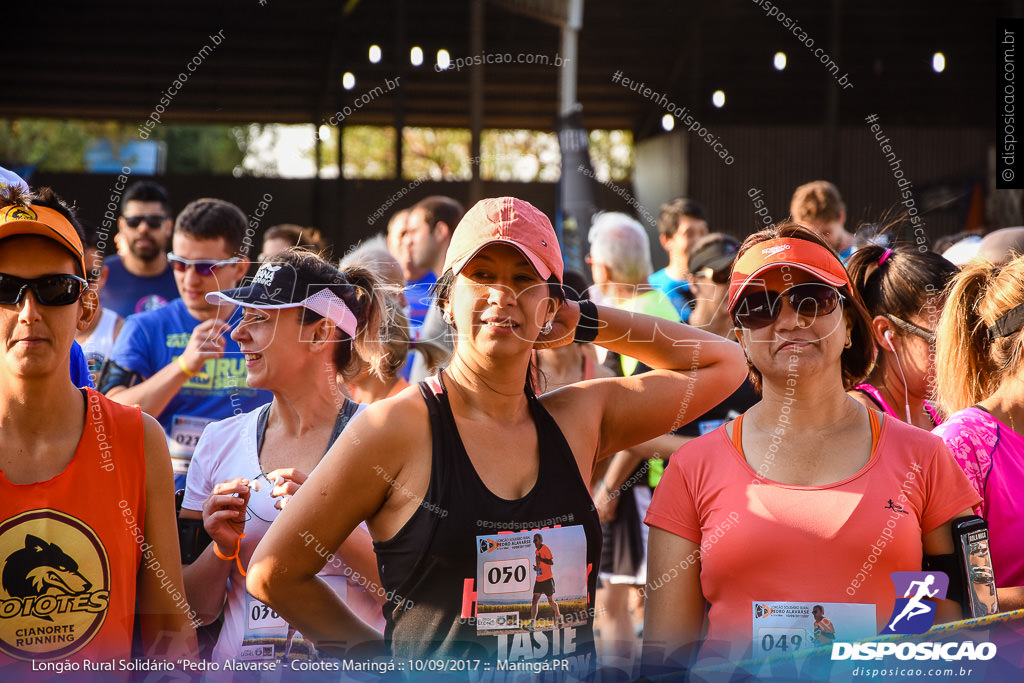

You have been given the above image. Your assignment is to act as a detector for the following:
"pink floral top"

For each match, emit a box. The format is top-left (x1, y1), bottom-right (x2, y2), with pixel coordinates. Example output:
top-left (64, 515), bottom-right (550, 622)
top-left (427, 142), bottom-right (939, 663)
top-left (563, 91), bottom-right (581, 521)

top-left (933, 407), bottom-right (1024, 587)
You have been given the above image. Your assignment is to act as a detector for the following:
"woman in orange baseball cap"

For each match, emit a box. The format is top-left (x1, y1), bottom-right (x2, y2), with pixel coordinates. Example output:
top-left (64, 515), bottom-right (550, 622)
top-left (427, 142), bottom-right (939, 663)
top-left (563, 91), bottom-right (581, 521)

top-left (643, 222), bottom-right (980, 672)
top-left (249, 196), bottom-right (747, 674)
top-left (0, 187), bottom-right (196, 670)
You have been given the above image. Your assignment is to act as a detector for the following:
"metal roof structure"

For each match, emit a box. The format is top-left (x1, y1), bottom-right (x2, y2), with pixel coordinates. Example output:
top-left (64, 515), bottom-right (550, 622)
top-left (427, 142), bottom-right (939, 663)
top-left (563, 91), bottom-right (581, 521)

top-left (4, 0), bottom-right (1001, 136)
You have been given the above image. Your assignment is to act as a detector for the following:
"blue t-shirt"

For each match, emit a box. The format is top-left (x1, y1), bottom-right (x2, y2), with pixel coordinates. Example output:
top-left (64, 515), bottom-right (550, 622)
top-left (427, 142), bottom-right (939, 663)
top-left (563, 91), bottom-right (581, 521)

top-left (101, 254), bottom-right (179, 318)
top-left (405, 271), bottom-right (437, 329)
top-left (70, 340), bottom-right (94, 389)
top-left (648, 268), bottom-right (693, 323)
top-left (107, 298), bottom-right (272, 489)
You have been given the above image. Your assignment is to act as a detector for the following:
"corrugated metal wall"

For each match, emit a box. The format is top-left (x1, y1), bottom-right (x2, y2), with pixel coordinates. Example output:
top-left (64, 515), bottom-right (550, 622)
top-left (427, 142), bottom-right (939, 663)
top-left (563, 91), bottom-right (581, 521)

top-left (684, 124), bottom-right (993, 247)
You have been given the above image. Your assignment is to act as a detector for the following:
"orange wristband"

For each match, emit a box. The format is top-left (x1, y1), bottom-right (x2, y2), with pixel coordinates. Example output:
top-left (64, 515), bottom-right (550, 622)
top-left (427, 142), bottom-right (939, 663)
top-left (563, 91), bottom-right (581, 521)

top-left (213, 533), bottom-right (247, 576)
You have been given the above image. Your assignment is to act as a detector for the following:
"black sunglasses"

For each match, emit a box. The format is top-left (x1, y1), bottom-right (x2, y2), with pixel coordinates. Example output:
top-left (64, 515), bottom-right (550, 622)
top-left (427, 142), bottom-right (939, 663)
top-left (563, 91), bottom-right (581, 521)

top-left (0, 273), bottom-right (89, 306)
top-left (122, 214), bottom-right (167, 228)
top-left (885, 314), bottom-right (936, 345)
top-left (732, 282), bottom-right (844, 330)
top-left (167, 254), bottom-right (238, 276)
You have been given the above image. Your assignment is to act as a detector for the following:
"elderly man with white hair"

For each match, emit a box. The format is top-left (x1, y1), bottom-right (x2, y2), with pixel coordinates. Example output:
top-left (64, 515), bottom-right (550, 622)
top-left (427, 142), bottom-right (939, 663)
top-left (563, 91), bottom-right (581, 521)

top-left (588, 212), bottom-right (680, 376)
top-left (586, 211), bottom-right (683, 671)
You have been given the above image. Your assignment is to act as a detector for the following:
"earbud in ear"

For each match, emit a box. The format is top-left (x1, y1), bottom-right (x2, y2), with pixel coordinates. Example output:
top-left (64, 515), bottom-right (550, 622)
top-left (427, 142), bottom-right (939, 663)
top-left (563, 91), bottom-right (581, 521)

top-left (882, 328), bottom-right (913, 423)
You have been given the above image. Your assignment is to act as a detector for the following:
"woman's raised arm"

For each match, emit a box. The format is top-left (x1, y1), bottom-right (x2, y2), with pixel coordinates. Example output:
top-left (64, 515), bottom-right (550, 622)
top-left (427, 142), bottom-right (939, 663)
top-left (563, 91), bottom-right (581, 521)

top-left (543, 300), bottom-right (747, 466)
top-left (246, 399), bottom-right (420, 656)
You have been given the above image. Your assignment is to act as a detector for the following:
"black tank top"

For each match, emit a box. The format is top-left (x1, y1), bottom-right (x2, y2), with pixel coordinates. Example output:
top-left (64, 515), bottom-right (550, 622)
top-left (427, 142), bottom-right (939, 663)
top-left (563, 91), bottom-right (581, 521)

top-left (373, 375), bottom-right (602, 675)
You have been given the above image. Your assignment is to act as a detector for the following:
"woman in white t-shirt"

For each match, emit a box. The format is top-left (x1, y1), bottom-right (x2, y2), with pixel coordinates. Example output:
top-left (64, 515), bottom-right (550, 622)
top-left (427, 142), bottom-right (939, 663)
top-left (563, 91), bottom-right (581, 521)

top-left (180, 248), bottom-right (390, 663)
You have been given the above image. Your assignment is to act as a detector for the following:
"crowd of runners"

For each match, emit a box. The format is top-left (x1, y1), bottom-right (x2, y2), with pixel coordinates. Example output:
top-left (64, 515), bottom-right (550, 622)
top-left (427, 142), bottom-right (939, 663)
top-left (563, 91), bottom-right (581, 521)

top-left (1, 167), bottom-right (1022, 680)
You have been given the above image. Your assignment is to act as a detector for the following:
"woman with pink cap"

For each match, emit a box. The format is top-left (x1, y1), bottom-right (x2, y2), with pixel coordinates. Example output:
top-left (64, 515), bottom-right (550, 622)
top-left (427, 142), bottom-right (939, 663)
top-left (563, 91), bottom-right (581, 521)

top-left (642, 222), bottom-right (980, 672)
top-left (249, 197), bottom-right (747, 674)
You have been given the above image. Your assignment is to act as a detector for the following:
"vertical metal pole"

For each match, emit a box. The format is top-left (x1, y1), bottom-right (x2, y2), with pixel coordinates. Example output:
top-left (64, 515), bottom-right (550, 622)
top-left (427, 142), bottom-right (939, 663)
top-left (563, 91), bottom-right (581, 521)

top-left (337, 122), bottom-right (345, 239)
top-left (469, 0), bottom-right (484, 202)
top-left (313, 119), bottom-right (323, 229)
top-left (824, 0), bottom-right (842, 179)
top-left (396, 0), bottom-right (406, 180)
top-left (559, 0), bottom-right (582, 116)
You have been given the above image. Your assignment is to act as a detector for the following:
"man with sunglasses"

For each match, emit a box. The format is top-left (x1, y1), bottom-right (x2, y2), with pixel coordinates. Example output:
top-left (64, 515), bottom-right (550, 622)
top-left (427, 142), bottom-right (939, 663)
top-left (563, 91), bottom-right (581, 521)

top-left (103, 181), bottom-right (179, 318)
top-left (0, 190), bottom-right (196, 667)
top-left (687, 233), bottom-right (741, 340)
top-left (673, 233), bottom-right (759, 438)
top-left (102, 198), bottom-right (271, 490)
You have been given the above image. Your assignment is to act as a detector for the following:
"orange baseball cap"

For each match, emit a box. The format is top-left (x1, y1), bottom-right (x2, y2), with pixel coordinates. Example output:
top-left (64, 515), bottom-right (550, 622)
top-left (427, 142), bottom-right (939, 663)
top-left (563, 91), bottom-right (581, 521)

top-left (728, 237), bottom-right (848, 313)
top-left (443, 197), bottom-right (563, 283)
top-left (0, 204), bottom-right (86, 276)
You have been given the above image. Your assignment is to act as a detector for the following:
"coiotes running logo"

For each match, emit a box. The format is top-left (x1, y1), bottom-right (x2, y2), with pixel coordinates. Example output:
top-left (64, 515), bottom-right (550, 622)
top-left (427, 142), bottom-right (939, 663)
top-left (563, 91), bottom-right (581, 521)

top-left (0, 510), bottom-right (110, 661)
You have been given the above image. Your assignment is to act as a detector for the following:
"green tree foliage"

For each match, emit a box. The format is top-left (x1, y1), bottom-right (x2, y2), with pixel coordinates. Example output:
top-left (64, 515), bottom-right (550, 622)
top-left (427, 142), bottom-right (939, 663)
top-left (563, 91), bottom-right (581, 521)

top-left (402, 127), bottom-right (472, 180)
top-left (334, 126), bottom-right (632, 183)
top-left (340, 126), bottom-right (396, 179)
top-left (0, 119), bottom-right (133, 171)
top-left (1, 119), bottom-right (632, 182)
top-left (0, 118), bottom-right (246, 175)
top-left (588, 129), bottom-right (634, 182)
top-left (163, 124), bottom-right (246, 174)
top-left (480, 129), bottom-right (561, 182)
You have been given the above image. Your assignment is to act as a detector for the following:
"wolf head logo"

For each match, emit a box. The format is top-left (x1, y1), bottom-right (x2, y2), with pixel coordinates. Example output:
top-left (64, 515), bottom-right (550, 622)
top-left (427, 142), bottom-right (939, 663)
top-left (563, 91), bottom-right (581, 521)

top-left (2, 535), bottom-right (92, 599)
top-left (0, 511), bottom-right (111, 659)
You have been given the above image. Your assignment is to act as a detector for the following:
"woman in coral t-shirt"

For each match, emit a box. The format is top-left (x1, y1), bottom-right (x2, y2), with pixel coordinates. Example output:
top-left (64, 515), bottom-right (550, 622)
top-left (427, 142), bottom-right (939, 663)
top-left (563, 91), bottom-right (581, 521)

top-left (642, 223), bottom-right (980, 672)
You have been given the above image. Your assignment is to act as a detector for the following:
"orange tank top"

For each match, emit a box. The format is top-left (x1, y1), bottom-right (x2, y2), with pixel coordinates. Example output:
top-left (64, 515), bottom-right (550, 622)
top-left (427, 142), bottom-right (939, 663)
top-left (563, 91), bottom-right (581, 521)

top-left (0, 389), bottom-right (146, 667)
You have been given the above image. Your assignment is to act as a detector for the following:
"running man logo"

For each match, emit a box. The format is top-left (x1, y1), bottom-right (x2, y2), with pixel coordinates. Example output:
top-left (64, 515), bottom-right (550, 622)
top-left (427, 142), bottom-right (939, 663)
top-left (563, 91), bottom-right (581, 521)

top-left (0, 510), bottom-right (110, 661)
top-left (881, 571), bottom-right (949, 635)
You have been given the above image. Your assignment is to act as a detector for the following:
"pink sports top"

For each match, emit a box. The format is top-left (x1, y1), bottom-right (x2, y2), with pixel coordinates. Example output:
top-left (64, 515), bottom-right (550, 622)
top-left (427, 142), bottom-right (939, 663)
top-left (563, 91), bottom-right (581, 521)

top-left (852, 383), bottom-right (942, 427)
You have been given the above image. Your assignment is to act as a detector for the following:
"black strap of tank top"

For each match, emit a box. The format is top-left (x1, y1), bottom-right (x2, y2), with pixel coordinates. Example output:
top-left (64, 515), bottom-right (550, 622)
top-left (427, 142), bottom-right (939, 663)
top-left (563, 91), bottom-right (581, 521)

top-left (255, 399), bottom-right (360, 459)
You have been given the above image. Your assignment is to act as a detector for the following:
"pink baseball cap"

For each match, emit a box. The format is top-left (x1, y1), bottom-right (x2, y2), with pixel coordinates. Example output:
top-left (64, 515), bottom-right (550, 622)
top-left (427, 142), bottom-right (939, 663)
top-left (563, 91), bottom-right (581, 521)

top-left (443, 197), bottom-right (563, 283)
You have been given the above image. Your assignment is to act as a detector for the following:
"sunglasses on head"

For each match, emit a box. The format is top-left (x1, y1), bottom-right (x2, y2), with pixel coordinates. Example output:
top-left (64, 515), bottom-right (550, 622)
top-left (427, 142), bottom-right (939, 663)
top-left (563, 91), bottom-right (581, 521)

top-left (732, 282), bottom-right (845, 330)
top-left (885, 314), bottom-right (936, 345)
top-left (122, 214), bottom-right (167, 229)
top-left (167, 254), bottom-right (239, 276)
top-left (694, 267), bottom-right (731, 285)
top-left (0, 273), bottom-right (89, 306)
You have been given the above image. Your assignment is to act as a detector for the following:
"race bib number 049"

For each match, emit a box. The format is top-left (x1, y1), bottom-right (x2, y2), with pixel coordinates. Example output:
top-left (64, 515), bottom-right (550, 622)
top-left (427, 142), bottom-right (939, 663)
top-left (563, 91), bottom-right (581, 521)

top-left (751, 601), bottom-right (875, 658)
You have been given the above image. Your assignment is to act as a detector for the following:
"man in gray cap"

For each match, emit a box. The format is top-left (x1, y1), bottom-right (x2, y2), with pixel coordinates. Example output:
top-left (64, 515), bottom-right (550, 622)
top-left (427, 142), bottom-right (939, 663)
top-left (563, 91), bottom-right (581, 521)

top-left (687, 233), bottom-right (741, 340)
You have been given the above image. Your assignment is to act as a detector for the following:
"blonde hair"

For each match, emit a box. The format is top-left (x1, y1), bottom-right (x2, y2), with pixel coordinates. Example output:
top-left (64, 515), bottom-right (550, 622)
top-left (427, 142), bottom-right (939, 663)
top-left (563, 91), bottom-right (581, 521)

top-left (379, 303), bottom-right (448, 377)
top-left (935, 255), bottom-right (1024, 413)
top-left (341, 237), bottom-right (447, 377)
